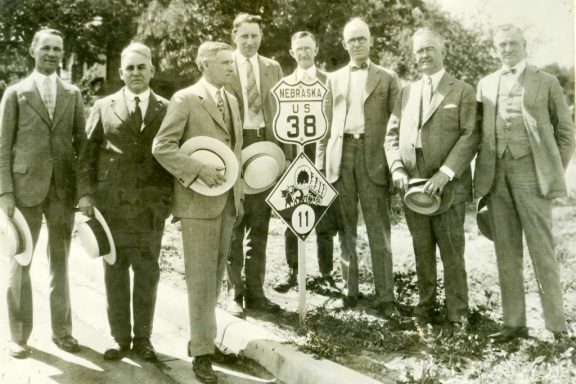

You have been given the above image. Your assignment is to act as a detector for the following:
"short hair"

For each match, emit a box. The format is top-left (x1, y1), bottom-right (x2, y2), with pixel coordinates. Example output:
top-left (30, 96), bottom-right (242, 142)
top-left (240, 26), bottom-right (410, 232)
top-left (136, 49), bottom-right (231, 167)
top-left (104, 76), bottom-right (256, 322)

top-left (493, 24), bottom-right (526, 44)
top-left (343, 17), bottom-right (370, 38)
top-left (196, 41), bottom-right (233, 71)
top-left (232, 13), bottom-right (262, 33)
top-left (120, 42), bottom-right (153, 67)
top-left (291, 31), bottom-right (316, 44)
top-left (31, 28), bottom-right (64, 49)
top-left (411, 28), bottom-right (445, 49)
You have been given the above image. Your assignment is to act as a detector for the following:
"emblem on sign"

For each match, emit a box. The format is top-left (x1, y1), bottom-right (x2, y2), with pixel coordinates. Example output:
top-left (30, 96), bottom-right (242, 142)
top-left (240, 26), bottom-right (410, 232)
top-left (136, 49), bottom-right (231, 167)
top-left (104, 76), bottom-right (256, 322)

top-left (266, 152), bottom-right (337, 241)
top-left (272, 80), bottom-right (328, 146)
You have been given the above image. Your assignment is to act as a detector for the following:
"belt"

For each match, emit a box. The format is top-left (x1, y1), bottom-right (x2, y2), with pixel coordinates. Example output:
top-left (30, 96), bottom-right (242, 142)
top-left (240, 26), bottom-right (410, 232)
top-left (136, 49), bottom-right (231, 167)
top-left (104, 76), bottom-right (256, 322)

top-left (343, 133), bottom-right (365, 139)
top-left (243, 127), bottom-right (265, 138)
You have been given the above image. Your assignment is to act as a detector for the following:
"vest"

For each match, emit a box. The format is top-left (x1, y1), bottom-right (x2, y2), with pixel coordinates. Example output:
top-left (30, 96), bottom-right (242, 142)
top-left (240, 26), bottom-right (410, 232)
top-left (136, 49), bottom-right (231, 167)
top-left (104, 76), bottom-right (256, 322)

top-left (495, 72), bottom-right (531, 159)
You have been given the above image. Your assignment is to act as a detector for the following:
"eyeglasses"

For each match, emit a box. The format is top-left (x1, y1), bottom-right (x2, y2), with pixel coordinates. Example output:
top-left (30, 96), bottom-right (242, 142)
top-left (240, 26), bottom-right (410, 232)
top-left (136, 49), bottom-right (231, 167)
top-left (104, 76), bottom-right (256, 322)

top-left (345, 36), bottom-right (368, 46)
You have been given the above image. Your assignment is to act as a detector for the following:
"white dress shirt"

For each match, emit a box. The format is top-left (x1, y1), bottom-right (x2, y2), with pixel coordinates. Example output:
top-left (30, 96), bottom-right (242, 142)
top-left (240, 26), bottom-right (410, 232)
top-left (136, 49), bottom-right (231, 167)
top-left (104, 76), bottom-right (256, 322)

top-left (296, 66), bottom-right (317, 83)
top-left (124, 88), bottom-right (151, 130)
top-left (234, 51), bottom-right (264, 129)
top-left (344, 61), bottom-right (369, 135)
top-left (32, 70), bottom-right (57, 111)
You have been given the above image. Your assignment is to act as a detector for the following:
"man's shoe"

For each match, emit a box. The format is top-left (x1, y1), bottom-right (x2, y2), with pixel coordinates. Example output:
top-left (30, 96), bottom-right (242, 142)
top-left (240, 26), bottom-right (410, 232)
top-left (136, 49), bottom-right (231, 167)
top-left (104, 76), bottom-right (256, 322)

top-left (193, 354), bottom-right (218, 384)
top-left (273, 271), bottom-right (297, 293)
top-left (52, 335), bottom-right (80, 353)
top-left (132, 338), bottom-right (157, 361)
top-left (245, 296), bottom-right (281, 313)
top-left (8, 341), bottom-right (31, 359)
top-left (489, 326), bottom-right (529, 343)
top-left (377, 301), bottom-right (400, 318)
top-left (103, 340), bottom-right (131, 361)
top-left (212, 347), bottom-right (238, 364)
top-left (228, 297), bottom-right (245, 318)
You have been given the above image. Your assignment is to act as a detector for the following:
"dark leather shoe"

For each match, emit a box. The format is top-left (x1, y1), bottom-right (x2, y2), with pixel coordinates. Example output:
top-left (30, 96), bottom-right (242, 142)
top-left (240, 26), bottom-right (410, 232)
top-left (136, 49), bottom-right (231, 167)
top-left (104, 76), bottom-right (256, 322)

top-left (132, 338), bottom-right (157, 361)
top-left (377, 301), bottom-right (400, 318)
top-left (273, 271), bottom-right (297, 293)
top-left (193, 354), bottom-right (218, 384)
top-left (52, 335), bottom-right (80, 353)
top-left (489, 326), bottom-right (529, 343)
top-left (228, 297), bottom-right (245, 318)
top-left (103, 340), bottom-right (131, 361)
top-left (8, 341), bottom-right (31, 359)
top-left (245, 296), bottom-right (281, 313)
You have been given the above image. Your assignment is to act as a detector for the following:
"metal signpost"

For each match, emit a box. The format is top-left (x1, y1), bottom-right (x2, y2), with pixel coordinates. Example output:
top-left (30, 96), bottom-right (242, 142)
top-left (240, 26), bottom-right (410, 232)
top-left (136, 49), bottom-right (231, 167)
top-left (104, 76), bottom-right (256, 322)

top-left (269, 79), bottom-right (335, 322)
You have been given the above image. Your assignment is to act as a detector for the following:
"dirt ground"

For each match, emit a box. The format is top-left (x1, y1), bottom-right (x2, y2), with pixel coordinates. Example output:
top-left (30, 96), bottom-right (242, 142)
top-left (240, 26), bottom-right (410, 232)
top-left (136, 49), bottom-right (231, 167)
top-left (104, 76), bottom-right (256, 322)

top-left (158, 158), bottom-right (576, 383)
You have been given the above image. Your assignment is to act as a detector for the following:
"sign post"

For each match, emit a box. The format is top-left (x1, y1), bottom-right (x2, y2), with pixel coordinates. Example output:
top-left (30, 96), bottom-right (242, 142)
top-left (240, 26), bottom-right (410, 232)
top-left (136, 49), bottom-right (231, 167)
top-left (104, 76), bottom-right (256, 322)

top-left (269, 78), bottom-right (333, 322)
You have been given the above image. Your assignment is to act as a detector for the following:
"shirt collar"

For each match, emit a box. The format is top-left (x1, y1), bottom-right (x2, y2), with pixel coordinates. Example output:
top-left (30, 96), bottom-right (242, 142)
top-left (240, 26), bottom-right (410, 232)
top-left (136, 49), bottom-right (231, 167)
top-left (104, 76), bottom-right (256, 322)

top-left (297, 65), bottom-right (317, 78)
top-left (501, 60), bottom-right (527, 76)
top-left (235, 51), bottom-right (258, 67)
top-left (423, 68), bottom-right (445, 90)
top-left (124, 87), bottom-right (150, 102)
top-left (349, 60), bottom-right (370, 71)
top-left (201, 77), bottom-right (224, 103)
top-left (32, 70), bottom-right (57, 83)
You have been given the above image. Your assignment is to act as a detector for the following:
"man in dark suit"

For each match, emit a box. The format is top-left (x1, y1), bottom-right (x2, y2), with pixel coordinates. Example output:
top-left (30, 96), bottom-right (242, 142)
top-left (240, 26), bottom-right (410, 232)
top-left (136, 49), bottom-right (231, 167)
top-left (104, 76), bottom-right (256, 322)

top-left (225, 13), bottom-right (283, 316)
top-left (316, 18), bottom-right (400, 316)
top-left (0, 28), bottom-right (93, 358)
top-left (475, 25), bottom-right (574, 342)
top-left (384, 28), bottom-right (479, 328)
top-left (274, 31), bottom-right (339, 293)
top-left (153, 41), bottom-right (243, 384)
top-left (84, 43), bottom-right (172, 361)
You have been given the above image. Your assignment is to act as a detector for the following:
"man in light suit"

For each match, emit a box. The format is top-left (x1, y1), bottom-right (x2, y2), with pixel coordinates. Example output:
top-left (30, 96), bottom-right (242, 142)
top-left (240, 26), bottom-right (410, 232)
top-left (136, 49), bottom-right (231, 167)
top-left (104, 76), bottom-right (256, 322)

top-left (316, 18), bottom-right (400, 316)
top-left (274, 31), bottom-right (340, 293)
top-left (384, 28), bottom-right (479, 328)
top-left (152, 42), bottom-right (243, 384)
top-left (475, 25), bottom-right (574, 342)
top-left (226, 13), bottom-right (283, 316)
top-left (84, 43), bottom-right (172, 361)
top-left (0, 28), bottom-right (93, 358)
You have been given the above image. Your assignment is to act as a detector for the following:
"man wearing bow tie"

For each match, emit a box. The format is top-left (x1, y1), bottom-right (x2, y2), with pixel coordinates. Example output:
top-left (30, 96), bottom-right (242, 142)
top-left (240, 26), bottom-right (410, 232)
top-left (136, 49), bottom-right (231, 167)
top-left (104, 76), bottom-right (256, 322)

top-left (316, 18), bottom-right (400, 316)
top-left (84, 43), bottom-right (172, 361)
top-left (475, 25), bottom-right (574, 342)
top-left (384, 28), bottom-right (479, 329)
top-left (274, 31), bottom-right (340, 293)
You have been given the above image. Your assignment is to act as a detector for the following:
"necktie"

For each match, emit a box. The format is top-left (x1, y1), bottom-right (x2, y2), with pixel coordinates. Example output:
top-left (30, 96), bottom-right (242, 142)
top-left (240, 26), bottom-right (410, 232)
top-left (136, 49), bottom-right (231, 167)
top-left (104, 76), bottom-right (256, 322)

top-left (246, 60), bottom-right (261, 113)
top-left (350, 62), bottom-right (368, 71)
top-left (42, 77), bottom-right (54, 120)
top-left (133, 96), bottom-right (143, 130)
top-left (216, 89), bottom-right (225, 116)
top-left (422, 76), bottom-right (433, 111)
top-left (502, 67), bottom-right (517, 75)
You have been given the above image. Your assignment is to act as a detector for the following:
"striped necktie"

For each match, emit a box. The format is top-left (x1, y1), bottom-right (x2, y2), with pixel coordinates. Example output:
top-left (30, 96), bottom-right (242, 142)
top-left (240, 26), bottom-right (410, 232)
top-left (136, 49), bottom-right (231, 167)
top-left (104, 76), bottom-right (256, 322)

top-left (42, 77), bottom-right (55, 120)
top-left (246, 60), bottom-right (261, 113)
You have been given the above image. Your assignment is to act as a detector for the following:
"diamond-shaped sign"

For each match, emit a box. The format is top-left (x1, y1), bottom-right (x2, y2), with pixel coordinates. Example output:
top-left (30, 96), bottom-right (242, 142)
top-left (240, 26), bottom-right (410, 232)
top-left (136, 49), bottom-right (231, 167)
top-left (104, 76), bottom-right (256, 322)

top-left (266, 152), bottom-right (338, 241)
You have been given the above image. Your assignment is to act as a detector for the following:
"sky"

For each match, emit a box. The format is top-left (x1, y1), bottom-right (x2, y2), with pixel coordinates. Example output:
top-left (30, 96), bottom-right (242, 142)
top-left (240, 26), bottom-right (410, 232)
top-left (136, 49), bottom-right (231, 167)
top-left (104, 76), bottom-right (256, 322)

top-left (428, 0), bottom-right (575, 67)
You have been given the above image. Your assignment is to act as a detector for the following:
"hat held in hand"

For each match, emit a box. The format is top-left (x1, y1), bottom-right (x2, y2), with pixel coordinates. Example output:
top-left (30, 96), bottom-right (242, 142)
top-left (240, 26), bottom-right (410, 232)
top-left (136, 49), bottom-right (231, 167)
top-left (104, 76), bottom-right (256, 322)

top-left (76, 207), bottom-right (116, 265)
top-left (0, 208), bottom-right (33, 266)
top-left (242, 142), bottom-right (286, 194)
top-left (404, 178), bottom-right (454, 216)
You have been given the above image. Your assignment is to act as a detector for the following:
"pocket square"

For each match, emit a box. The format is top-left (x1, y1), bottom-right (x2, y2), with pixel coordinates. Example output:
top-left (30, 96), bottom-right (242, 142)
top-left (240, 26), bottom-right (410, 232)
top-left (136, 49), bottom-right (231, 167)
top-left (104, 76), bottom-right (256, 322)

top-left (443, 104), bottom-right (457, 109)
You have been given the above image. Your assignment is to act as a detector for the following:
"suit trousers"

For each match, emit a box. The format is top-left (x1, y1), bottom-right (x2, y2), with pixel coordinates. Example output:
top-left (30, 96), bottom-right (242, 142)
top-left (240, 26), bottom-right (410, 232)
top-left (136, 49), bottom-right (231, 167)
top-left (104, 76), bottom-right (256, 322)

top-left (104, 229), bottom-right (163, 342)
top-left (487, 149), bottom-right (566, 332)
top-left (182, 194), bottom-right (235, 356)
top-left (7, 181), bottom-right (74, 342)
top-left (283, 203), bottom-right (339, 276)
top-left (228, 189), bottom-right (271, 300)
top-left (334, 138), bottom-right (394, 302)
top-left (404, 202), bottom-right (468, 322)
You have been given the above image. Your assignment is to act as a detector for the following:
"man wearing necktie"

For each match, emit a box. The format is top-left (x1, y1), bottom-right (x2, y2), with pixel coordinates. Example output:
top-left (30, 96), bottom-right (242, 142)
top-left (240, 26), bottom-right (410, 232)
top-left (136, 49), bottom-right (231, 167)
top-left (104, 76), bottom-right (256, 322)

top-left (153, 42), bottom-right (243, 384)
top-left (225, 13), bottom-right (284, 317)
top-left (84, 43), bottom-right (172, 360)
top-left (475, 24), bottom-right (574, 342)
top-left (316, 18), bottom-right (400, 316)
top-left (384, 28), bottom-right (479, 330)
top-left (274, 31), bottom-right (340, 293)
top-left (0, 28), bottom-right (93, 358)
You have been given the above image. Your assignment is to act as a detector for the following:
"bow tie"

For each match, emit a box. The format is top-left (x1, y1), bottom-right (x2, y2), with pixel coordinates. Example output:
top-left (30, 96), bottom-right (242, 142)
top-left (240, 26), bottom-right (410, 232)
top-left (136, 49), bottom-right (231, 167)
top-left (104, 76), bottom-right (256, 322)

top-left (502, 67), bottom-right (517, 75)
top-left (351, 62), bottom-right (368, 71)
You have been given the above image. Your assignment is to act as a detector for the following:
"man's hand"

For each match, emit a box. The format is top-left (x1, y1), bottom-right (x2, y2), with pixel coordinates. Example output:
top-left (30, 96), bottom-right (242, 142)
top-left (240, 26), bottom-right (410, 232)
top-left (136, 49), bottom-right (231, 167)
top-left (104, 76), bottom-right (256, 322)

top-left (0, 192), bottom-right (15, 217)
top-left (423, 171), bottom-right (450, 196)
top-left (392, 168), bottom-right (409, 192)
top-left (78, 194), bottom-right (96, 217)
top-left (198, 165), bottom-right (226, 188)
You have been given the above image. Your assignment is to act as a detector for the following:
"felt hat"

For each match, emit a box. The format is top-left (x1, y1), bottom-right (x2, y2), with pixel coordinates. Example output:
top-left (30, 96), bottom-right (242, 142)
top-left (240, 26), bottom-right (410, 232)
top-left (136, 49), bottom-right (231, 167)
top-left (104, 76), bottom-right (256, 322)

top-left (180, 136), bottom-right (240, 196)
top-left (0, 208), bottom-right (33, 266)
top-left (476, 196), bottom-right (493, 241)
top-left (76, 208), bottom-right (116, 265)
top-left (242, 142), bottom-right (286, 194)
top-left (404, 178), bottom-right (454, 216)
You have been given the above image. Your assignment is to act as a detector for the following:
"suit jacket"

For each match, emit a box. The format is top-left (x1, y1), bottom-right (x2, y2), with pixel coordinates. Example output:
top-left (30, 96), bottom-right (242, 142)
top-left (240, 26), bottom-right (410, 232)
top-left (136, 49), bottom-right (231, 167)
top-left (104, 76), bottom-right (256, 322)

top-left (316, 61), bottom-right (400, 184)
top-left (0, 75), bottom-right (90, 206)
top-left (226, 54), bottom-right (283, 147)
top-left (475, 65), bottom-right (575, 198)
top-left (84, 88), bottom-right (172, 232)
top-left (152, 80), bottom-right (243, 219)
top-left (283, 68), bottom-right (328, 161)
top-left (385, 72), bottom-right (480, 203)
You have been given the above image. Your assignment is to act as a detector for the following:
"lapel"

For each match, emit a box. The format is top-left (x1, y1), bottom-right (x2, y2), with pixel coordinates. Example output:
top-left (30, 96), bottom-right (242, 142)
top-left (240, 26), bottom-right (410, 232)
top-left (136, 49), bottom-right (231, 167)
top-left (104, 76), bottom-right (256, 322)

top-left (231, 58), bottom-right (244, 103)
top-left (484, 72), bottom-right (501, 131)
top-left (421, 72), bottom-right (454, 126)
top-left (407, 80), bottom-right (423, 130)
top-left (52, 78), bottom-right (73, 128)
top-left (317, 70), bottom-right (327, 85)
top-left (522, 65), bottom-right (541, 109)
top-left (142, 92), bottom-right (163, 132)
top-left (258, 55), bottom-right (272, 102)
top-left (110, 88), bottom-right (137, 134)
top-left (364, 62), bottom-right (381, 102)
top-left (334, 66), bottom-right (350, 103)
top-left (21, 76), bottom-right (52, 127)
top-left (197, 82), bottom-right (228, 132)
